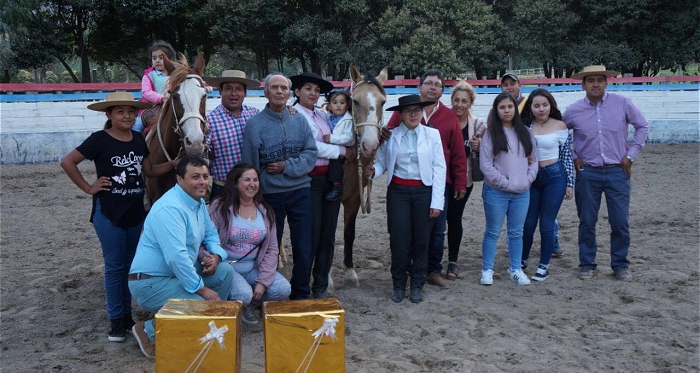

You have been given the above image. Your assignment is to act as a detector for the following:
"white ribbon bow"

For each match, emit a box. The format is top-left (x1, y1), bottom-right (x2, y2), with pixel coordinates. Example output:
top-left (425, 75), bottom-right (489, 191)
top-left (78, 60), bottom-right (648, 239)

top-left (199, 321), bottom-right (228, 348)
top-left (185, 321), bottom-right (228, 373)
top-left (296, 317), bottom-right (340, 373)
top-left (311, 317), bottom-right (338, 340)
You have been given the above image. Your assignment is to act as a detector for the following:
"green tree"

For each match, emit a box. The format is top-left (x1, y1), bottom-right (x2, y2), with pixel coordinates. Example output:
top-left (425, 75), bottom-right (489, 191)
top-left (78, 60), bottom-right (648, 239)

top-left (512, 0), bottom-right (579, 78)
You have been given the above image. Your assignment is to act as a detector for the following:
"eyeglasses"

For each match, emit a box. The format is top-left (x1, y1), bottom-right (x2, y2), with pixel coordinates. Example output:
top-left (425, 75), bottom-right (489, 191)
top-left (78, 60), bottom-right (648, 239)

top-left (421, 81), bottom-right (443, 88)
top-left (402, 109), bottom-right (423, 116)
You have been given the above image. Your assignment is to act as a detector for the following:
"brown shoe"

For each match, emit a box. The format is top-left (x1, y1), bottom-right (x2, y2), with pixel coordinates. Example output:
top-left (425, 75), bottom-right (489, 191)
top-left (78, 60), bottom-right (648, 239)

top-left (426, 272), bottom-right (450, 288)
top-left (133, 321), bottom-right (155, 358)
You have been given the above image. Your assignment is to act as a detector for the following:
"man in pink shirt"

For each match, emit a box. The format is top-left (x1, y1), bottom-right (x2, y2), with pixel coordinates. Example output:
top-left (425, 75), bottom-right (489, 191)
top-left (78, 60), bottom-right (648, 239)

top-left (563, 65), bottom-right (649, 281)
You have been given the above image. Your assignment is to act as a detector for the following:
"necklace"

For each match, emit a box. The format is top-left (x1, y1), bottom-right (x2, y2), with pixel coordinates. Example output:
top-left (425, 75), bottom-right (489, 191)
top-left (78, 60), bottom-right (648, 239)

top-left (534, 118), bottom-right (550, 127)
top-left (240, 205), bottom-right (256, 220)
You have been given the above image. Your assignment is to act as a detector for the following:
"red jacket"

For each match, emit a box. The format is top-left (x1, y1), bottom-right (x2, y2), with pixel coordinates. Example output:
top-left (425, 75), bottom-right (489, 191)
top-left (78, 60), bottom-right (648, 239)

top-left (387, 103), bottom-right (468, 191)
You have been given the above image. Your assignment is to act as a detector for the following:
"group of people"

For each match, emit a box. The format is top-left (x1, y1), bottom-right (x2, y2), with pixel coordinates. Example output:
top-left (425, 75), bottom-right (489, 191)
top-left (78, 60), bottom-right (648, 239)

top-left (61, 56), bottom-right (649, 358)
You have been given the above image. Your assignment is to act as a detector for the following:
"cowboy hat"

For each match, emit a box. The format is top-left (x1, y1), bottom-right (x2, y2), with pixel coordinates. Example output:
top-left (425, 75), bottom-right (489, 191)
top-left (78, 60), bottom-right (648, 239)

top-left (290, 72), bottom-right (334, 94)
top-left (386, 95), bottom-right (435, 111)
top-left (571, 65), bottom-right (619, 80)
top-left (87, 92), bottom-right (152, 112)
top-left (205, 70), bottom-right (261, 89)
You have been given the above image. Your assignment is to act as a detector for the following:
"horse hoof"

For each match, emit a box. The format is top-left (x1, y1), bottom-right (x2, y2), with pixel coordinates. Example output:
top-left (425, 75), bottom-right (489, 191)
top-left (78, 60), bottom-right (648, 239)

top-left (344, 268), bottom-right (360, 287)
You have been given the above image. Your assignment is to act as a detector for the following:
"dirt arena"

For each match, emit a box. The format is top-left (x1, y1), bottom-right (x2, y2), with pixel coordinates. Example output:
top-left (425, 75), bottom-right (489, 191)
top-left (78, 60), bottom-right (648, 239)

top-left (1, 143), bottom-right (698, 372)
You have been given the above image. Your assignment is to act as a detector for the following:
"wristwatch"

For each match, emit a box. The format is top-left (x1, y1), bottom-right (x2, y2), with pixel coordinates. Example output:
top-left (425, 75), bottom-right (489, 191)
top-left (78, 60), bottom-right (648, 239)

top-left (626, 155), bottom-right (635, 163)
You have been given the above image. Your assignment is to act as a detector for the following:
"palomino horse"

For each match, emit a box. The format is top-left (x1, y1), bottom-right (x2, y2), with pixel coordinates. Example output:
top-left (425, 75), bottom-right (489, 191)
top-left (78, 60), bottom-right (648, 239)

top-left (340, 65), bottom-right (388, 286)
top-left (145, 52), bottom-right (211, 202)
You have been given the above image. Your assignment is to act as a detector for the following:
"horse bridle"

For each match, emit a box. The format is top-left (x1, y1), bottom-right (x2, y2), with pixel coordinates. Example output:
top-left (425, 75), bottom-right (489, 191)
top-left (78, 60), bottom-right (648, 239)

top-left (157, 74), bottom-right (212, 161)
top-left (350, 80), bottom-right (385, 214)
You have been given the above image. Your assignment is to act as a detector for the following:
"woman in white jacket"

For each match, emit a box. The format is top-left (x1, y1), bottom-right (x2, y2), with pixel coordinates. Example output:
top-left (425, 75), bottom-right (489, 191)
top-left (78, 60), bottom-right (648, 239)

top-left (365, 95), bottom-right (446, 304)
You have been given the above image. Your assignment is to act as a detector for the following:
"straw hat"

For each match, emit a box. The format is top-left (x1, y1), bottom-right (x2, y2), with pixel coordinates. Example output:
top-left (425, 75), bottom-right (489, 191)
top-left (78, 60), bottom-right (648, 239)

top-left (290, 72), bottom-right (334, 94)
top-left (205, 70), bottom-right (261, 89)
top-left (571, 65), bottom-right (619, 80)
top-left (386, 95), bottom-right (435, 111)
top-left (87, 92), bottom-right (151, 112)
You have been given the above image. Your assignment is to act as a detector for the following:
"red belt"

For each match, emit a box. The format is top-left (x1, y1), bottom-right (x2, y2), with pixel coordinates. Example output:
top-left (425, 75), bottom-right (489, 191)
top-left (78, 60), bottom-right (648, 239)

top-left (391, 175), bottom-right (424, 186)
top-left (309, 165), bottom-right (329, 176)
top-left (128, 273), bottom-right (154, 280)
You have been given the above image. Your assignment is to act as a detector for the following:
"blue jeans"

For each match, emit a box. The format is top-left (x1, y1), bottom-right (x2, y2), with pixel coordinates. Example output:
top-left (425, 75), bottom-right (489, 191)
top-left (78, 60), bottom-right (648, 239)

top-left (133, 116), bottom-right (145, 133)
top-left (129, 261), bottom-right (234, 341)
top-left (228, 267), bottom-right (291, 305)
top-left (523, 162), bottom-right (567, 266)
top-left (310, 174), bottom-right (342, 298)
top-left (575, 166), bottom-right (631, 270)
top-left (482, 184), bottom-right (530, 271)
top-left (427, 184), bottom-right (449, 274)
top-left (92, 200), bottom-right (142, 321)
top-left (263, 188), bottom-right (312, 300)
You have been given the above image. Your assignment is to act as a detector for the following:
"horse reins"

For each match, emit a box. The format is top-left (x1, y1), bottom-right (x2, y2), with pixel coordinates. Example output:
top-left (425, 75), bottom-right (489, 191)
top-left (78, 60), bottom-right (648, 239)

top-left (157, 74), bottom-right (212, 161)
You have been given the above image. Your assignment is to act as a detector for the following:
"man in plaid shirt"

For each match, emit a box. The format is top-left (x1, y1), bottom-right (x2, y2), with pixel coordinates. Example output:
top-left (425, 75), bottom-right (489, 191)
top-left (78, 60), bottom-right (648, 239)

top-left (205, 70), bottom-right (261, 199)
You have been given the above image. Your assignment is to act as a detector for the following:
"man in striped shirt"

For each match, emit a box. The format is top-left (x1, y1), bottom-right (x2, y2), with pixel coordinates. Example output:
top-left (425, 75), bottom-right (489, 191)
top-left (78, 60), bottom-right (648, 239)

top-left (205, 70), bottom-right (261, 199)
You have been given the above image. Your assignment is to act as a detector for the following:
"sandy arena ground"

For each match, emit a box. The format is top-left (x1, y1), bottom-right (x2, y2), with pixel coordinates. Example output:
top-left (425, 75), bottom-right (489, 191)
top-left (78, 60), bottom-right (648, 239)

top-left (1, 143), bottom-right (698, 372)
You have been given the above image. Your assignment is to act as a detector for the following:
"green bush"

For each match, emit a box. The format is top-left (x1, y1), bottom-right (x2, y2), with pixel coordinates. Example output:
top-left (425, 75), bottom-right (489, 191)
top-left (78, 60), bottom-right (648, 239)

top-left (13, 69), bottom-right (33, 83)
top-left (45, 71), bottom-right (59, 83)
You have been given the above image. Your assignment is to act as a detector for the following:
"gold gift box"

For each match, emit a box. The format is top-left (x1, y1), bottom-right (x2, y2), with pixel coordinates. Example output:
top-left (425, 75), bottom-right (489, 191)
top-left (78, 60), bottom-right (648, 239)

top-left (155, 299), bottom-right (242, 373)
top-left (263, 298), bottom-right (345, 373)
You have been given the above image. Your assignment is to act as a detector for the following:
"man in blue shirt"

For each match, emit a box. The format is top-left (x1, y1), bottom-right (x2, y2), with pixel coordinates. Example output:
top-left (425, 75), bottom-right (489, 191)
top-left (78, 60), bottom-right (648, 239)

top-left (128, 155), bottom-right (234, 358)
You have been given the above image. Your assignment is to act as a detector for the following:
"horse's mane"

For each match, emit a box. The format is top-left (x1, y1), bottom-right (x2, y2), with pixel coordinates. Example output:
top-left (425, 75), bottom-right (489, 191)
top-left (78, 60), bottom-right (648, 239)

top-left (167, 54), bottom-right (192, 90)
top-left (362, 72), bottom-right (386, 95)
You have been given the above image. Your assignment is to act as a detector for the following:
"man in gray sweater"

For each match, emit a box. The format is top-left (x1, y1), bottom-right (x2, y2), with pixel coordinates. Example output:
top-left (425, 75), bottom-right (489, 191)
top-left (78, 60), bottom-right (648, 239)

top-left (242, 73), bottom-right (317, 299)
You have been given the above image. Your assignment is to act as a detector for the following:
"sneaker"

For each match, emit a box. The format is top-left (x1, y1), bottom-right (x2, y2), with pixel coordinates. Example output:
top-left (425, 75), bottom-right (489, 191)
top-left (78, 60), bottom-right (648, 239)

top-left (578, 267), bottom-right (595, 279)
top-left (578, 267), bottom-right (595, 280)
top-left (124, 314), bottom-right (135, 334)
top-left (508, 269), bottom-right (531, 285)
top-left (531, 265), bottom-right (550, 282)
top-left (521, 260), bottom-right (528, 270)
top-left (480, 270), bottom-right (494, 285)
top-left (132, 321), bottom-right (155, 358)
top-left (552, 247), bottom-right (564, 258)
top-left (324, 184), bottom-right (343, 201)
top-left (613, 268), bottom-right (632, 281)
top-left (426, 272), bottom-right (450, 288)
top-left (108, 318), bottom-right (126, 342)
top-left (241, 305), bottom-right (258, 325)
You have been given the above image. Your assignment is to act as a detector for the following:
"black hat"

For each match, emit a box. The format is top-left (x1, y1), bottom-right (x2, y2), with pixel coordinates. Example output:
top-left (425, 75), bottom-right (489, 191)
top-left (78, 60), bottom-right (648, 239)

top-left (386, 95), bottom-right (435, 111)
top-left (290, 72), bottom-right (334, 93)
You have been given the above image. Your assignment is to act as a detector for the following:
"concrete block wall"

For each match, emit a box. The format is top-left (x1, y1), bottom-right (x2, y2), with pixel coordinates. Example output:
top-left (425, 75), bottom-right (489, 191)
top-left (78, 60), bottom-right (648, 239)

top-left (1, 90), bottom-right (698, 164)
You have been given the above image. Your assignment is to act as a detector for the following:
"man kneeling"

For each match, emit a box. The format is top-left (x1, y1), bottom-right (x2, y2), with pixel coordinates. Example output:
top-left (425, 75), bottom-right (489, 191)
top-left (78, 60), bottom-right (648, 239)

top-left (129, 155), bottom-right (234, 358)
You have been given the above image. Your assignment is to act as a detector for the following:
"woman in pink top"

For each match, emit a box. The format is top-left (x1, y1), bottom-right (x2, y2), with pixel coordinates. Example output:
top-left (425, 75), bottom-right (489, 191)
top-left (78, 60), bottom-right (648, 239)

top-left (479, 92), bottom-right (538, 286)
top-left (208, 163), bottom-right (291, 324)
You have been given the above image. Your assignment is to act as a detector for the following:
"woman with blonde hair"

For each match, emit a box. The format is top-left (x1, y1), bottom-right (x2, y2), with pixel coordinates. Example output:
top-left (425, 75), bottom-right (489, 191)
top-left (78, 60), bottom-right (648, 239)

top-left (446, 81), bottom-right (486, 279)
